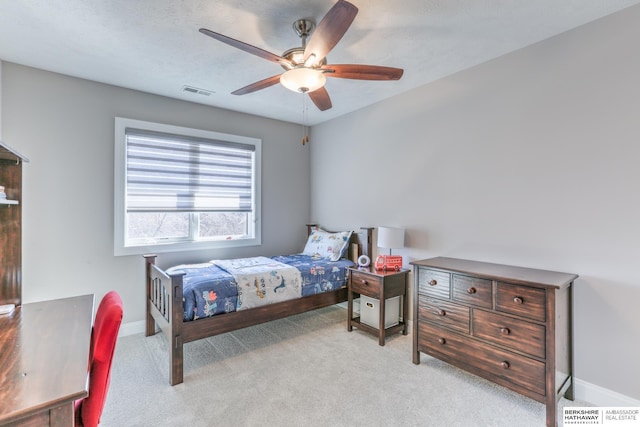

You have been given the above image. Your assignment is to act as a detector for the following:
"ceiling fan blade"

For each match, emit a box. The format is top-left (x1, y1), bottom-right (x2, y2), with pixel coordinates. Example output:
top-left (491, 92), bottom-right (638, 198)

top-left (199, 28), bottom-right (292, 68)
top-left (308, 87), bottom-right (332, 111)
top-left (322, 64), bottom-right (404, 80)
top-left (231, 74), bottom-right (282, 95)
top-left (304, 0), bottom-right (358, 65)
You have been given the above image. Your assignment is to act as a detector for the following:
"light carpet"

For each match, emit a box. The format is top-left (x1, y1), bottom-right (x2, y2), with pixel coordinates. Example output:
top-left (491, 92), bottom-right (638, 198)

top-left (101, 306), bottom-right (589, 426)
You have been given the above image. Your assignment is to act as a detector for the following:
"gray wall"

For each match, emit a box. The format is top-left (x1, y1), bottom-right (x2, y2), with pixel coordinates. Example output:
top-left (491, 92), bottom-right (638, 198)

top-left (1, 63), bottom-right (310, 324)
top-left (311, 6), bottom-right (640, 401)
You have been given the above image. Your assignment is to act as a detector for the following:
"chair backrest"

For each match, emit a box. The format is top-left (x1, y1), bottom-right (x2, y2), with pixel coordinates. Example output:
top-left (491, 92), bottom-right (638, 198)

top-left (79, 291), bottom-right (123, 427)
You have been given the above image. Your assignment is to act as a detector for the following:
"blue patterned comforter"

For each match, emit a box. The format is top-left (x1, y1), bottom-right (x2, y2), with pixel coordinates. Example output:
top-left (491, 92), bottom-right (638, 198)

top-left (168, 255), bottom-right (354, 322)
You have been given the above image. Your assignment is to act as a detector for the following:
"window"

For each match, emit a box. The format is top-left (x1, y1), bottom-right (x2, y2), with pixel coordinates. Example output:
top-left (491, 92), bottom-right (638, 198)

top-left (114, 118), bottom-right (261, 256)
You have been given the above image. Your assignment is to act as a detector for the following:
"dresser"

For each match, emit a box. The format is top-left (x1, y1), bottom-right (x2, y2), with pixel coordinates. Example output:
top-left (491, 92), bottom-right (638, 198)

top-left (411, 257), bottom-right (577, 427)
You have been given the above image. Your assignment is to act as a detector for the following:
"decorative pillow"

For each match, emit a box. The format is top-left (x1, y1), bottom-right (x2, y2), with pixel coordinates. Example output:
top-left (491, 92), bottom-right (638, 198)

top-left (302, 227), bottom-right (353, 261)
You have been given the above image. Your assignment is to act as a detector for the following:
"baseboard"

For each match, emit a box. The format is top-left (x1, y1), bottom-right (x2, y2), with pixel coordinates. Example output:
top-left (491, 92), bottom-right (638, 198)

top-left (574, 378), bottom-right (640, 407)
top-left (119, 320), bottom-right (145, 337)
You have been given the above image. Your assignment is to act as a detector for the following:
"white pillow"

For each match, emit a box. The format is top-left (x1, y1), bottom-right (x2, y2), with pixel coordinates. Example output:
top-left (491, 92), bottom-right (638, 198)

top-left (302, 227), bottom-right (353, 261)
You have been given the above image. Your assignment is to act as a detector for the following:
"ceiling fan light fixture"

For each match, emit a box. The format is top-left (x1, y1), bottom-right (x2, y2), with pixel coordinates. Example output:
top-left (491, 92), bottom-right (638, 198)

top-left (280, 68), bottom-right (326, 93)
top-left (200, 1), bottom-right (403, 111)
top-left (303, 53), bottom-right (318, 68)
top-left (282, 48), bottom-right (306, 66)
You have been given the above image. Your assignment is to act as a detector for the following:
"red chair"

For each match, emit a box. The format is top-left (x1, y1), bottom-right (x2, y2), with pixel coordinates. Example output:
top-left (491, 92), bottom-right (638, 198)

top-left (75, 291), bottom-right (123, 427)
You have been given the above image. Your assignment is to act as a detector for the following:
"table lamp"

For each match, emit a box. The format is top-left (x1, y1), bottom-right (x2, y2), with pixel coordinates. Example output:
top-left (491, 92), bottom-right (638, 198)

top-left (377, 226), bottom-right (405, 255)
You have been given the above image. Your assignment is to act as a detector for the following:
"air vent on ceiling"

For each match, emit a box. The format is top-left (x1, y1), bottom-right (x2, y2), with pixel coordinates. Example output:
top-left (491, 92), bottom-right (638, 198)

top-left (181, 85), bottom-right (214, 96)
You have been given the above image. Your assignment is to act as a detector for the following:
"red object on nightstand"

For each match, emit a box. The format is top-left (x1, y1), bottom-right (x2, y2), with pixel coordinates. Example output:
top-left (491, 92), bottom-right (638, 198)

top-left (374, 255), bottom-right (403, 271)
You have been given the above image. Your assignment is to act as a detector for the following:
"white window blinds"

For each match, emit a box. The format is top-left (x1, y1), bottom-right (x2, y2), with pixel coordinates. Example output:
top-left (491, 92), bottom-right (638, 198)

top-left (125, 128), bottom-right (255, 213)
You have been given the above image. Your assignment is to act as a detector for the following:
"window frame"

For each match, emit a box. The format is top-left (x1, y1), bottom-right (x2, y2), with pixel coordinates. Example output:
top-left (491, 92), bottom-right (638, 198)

top-left (114, 117), bottom-right (261, 256)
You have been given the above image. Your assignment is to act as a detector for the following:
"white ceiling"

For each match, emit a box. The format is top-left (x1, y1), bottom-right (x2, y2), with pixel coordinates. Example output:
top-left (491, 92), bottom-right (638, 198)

top-left (1, 0), bottom-right (639, 126)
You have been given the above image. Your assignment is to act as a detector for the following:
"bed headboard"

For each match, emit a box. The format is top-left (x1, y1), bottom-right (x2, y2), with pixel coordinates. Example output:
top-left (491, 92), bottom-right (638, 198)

top-left (306, 224), bottom-right (373, 263)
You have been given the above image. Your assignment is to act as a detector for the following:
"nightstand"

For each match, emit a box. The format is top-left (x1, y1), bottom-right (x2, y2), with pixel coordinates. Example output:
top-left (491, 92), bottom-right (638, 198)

top-left (347, 267), bottom-right (409, 346)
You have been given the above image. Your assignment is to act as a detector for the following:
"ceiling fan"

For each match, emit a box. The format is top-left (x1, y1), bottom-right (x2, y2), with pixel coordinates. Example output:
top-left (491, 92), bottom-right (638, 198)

top-left (199, 0), bottom-right (404, 111)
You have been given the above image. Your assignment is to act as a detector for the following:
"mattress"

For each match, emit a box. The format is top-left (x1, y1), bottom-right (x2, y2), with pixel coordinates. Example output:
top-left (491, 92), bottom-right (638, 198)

top-left (168, 255), bottom-right (354, 321)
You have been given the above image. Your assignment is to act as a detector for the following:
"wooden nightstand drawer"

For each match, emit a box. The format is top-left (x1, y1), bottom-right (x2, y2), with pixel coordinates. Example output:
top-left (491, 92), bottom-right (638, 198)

top-left (418, 295), bottom-right (470, 334)
top-left (350, 270), bottom-right (383, 298)
top-left (472, 310), bottom-right (546, 358)
top-left (417, 268), bottom-right (450, 299)
top-left (496, 282), bottom-right (546, 322)
top-left (418, 322), bottom-right (546, 396)
top-left (452, 275), bottom-right (492, 308)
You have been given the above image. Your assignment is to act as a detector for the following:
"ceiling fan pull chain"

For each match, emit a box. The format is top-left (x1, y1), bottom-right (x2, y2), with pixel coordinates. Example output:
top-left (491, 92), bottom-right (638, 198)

top-left (302, 94), bottom-right (310, 145)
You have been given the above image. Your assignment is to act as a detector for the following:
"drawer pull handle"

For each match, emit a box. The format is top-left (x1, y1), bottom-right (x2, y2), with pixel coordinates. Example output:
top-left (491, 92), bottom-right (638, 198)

top-left (361, 279), bottom-right (368, 285)
top-left (437, 309), bottom-right (446, 317)
top-left (500, 327), bottom-right (511, 336)
top-left (501, 361), bottom-right (510, 369)
top-left (429, 279), bottom-right (438, 286)
top-left (438, 338), bottom-right (446, 345)
top-left (513, 296), bottom-right (523, 305)
top-left (467, 287), bottom-right (476, 294)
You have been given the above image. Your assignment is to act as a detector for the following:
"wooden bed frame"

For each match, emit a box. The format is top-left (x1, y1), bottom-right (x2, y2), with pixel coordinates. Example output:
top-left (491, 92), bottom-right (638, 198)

top-left (144, 224), bottom-right (372, 385)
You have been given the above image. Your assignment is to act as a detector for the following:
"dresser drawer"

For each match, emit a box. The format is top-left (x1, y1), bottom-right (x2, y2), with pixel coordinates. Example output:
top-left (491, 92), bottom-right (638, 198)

top-left (417, 268), bottom-right (450, 299)
top-left (418, 295), bottom-right (470, 334)
top-left (452, 275), bottom-right (492, 308)
top-left (418, 322), bottom-right (546, 396)
top-left (472, 310), bottom-right (546, 358)
top-left (350, 271), bottom-right (382, 298)
top-left (496, 282), bottom-right (546, 322)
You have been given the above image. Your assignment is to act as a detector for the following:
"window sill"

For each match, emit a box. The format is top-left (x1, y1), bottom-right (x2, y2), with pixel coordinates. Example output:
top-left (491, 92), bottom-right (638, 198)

top-left (114, 236), bottom-right (261, 256)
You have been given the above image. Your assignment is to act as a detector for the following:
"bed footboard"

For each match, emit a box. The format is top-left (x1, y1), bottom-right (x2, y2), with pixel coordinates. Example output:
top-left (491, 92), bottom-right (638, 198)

top-left (144, 254), bottom-right (185, 386)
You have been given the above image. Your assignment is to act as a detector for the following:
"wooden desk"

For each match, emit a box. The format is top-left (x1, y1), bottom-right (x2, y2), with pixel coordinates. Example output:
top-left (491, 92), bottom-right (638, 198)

top-left (0, 294), bottom-right (94, 426)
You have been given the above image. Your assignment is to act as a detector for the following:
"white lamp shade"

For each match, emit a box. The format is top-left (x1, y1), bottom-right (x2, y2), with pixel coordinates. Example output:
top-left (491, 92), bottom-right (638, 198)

top-left (377, 226), bottom-right (404, 249)
top-left (280, 68), bottom-right (326, 93)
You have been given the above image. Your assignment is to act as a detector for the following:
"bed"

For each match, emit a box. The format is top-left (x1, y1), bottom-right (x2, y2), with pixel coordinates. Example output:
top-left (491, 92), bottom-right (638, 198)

top-left (144, 224), bottom-right (372, 385)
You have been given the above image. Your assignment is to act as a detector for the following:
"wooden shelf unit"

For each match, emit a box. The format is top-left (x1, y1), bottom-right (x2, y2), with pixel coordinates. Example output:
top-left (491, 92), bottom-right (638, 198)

top-left (0, 141), bottom-right (29, 307)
